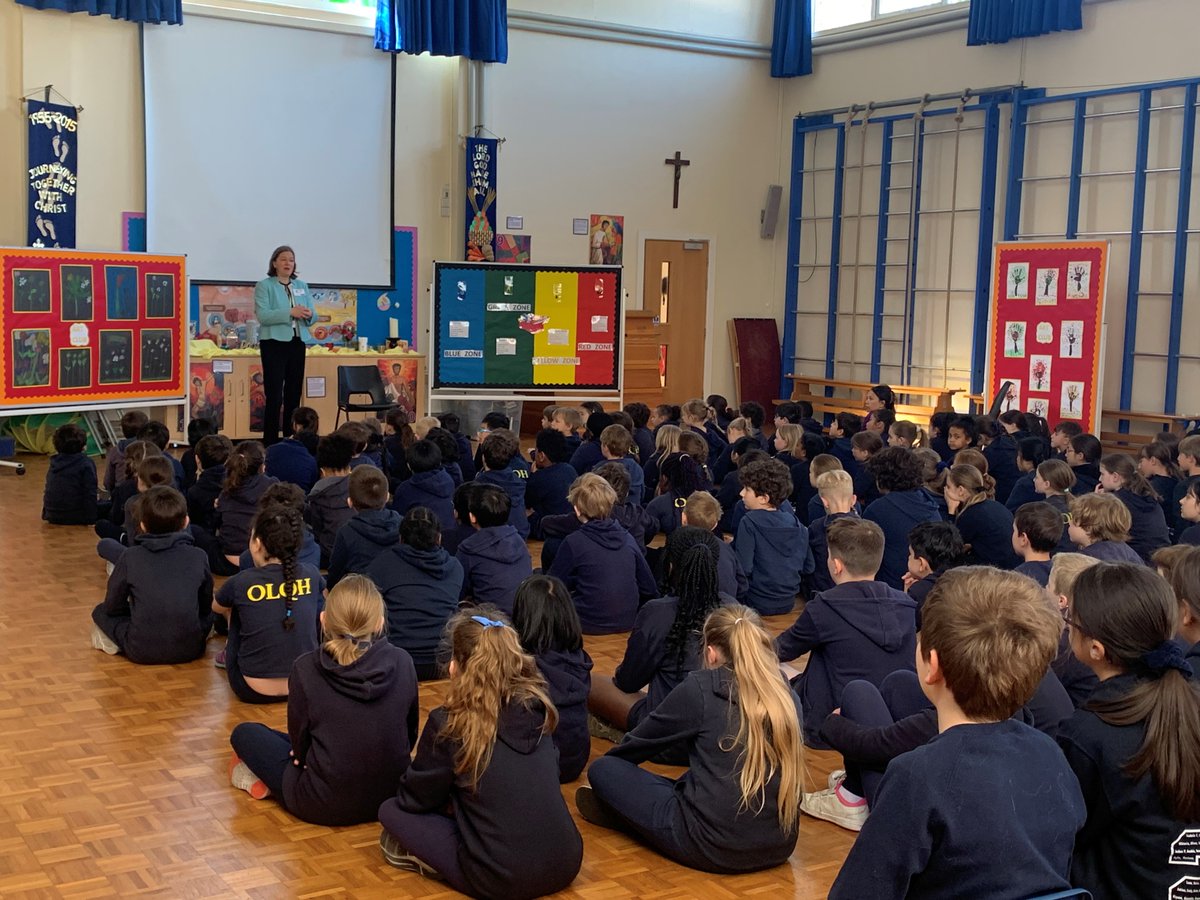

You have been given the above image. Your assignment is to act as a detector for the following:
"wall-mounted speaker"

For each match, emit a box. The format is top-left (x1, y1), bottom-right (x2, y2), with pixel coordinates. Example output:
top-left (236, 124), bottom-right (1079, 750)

top-left (761, 184), bottom-right (783, 240)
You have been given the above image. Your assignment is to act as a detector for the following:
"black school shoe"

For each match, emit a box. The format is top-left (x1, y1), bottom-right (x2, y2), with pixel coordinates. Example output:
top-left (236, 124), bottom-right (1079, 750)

top-left (574, 785), bottom-right (625, 831)
top-left (379, 828), bottom-right (443, 879)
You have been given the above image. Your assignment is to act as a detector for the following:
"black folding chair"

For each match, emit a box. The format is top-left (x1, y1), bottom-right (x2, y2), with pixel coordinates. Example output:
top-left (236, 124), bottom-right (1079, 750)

top-left (334, 365), bottom-right (393, 428)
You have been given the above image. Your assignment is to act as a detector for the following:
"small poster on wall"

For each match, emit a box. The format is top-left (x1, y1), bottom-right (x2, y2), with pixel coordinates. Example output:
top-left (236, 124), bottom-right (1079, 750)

top-left (588, 215), bottom-right (624, 265)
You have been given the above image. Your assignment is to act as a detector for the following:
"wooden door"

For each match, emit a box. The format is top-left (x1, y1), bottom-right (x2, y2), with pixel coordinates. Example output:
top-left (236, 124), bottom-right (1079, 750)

top-left (641, 239), bottom-right (709, 402)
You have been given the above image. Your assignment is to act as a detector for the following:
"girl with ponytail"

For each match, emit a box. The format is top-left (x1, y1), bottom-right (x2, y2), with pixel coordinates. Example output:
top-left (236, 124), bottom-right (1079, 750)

top-left (216, 440), bottom-right (278, 565)
top-left (588, 526), bottom-right (726, 742)
top-left (944, 464), bottom-right (1021, 569)
top-left (213, 503), bottom-right (322, 704)
top-left (578, 605), bottom-right (804, 874)
top-left (1098, 452), bottom-right (1171, 562)
top-left (228, 575), bottom-right (419, 825)
top-left (378, 608), bottom-right (583, 897)
top-left (1058, 562), bottom-right (1200, 898)
top-left (644, 451), bottom-right (711, 542)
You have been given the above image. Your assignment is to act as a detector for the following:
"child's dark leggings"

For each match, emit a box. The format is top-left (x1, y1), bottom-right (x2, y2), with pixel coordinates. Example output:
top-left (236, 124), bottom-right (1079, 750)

top-left (230, 723), bottom-right (291, 798)
top-left (224, 630), bottom-right (287, 705)
top-left (377, 801), bottom-right (470, 894)
top-left (839, 670), bottom-right (930, 805)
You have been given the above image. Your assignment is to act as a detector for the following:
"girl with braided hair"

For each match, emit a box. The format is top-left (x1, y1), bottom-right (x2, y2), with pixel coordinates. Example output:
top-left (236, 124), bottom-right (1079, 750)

top-left (228, 575), bottom-right (420, 825)
top-left (216, 440), bottom-right (278, 568)
top-left (587, 526), bottom-right (727, 742)
top-left (378, 608), bottom-right (583, 896)
top-left (644, 451), bottom-right (710, 543)
top-left (213, 503), bottom-right (323, 704)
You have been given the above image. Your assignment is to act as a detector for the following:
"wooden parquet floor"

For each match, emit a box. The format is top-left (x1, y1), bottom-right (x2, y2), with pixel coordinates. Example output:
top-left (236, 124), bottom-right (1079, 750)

top-left (0, 454), bottom-right (854, 899)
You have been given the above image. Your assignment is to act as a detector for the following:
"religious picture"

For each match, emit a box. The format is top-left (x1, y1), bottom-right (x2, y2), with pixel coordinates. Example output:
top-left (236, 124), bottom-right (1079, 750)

top-left (12, 269), bottom-right (51, 313)
top-left (1029, 355), bottom-right (1052, 392)
top-left (61, 266), bottom-right (94, 321)
top-left (1004, 321), bottom-right (1026, 358)
top-left (59, 348), bottom-right (91, 389)
top-left (377, 359), bottom-right (418, 418)
top-left (496, 234), bottom-right (532, 264)
top-left (1060, 321), bottom-right (1084, 358)
top-left (105, 266), bottom-right (139, 320)
top-left (1006, 262), bottom-right (1029, 300)
top-left (1001, 381), bottom-right (1021, 413)
top-left (588, 215), bottom-right (624, 266)
top-left (99, 330), bottom-right (133, 384)
top-left (1027, 398), bottom-right (1049, 419)
top-left (1035, 268), bottom-right (1059, 305)
top-left (140, 329), bottom-right (173, 382)
top-left (1066, 261), bottom-right (1091, 299)
top-left (12, 329), bottom-right (51, 387)
top-left (145, 273), bottom-right (176, 318)
top-left (190, 362), bottom-right (225, 430)
top-left (1060, 381), bottom-right (1085, 420)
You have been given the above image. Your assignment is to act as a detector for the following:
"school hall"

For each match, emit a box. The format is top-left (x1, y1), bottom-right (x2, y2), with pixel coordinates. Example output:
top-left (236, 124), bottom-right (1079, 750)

top-left (4, 0), bottom-right (1200, 897)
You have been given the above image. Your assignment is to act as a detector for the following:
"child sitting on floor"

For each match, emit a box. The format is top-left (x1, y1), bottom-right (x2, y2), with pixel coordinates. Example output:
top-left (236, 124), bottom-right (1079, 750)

top-left (903, 521), bottom-right (963, 629)
top-left (681, 491), bottom-right (747, 600)
top-left (735, 458), bottom-right (812, 615)
top-left (1067, 492), bottom-right (1146, 564)
top-left (828, 567), bottom-right (1085, 899)
top-left (327, 466), bottom-right (400, 589)
top-left (391, 439), bottom-right (455, 531)
top-left (1011, 501), bottom-right (1062, 586)
top-left (187, 434), bottom-right (233, 533)
top-left (456, 484), bottom-right (532, 615)
top-left (265, 407), bottom-right (320, 492)
top-left (305, 433), bottom-right (355, 568)
top-left (808, 470), bottom-right (860, 595)
top-left (43, 422), bottom-right (98, 525)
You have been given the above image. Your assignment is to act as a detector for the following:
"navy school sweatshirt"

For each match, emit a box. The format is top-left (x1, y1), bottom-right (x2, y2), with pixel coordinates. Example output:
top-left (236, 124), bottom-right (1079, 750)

top-left (380, 434), bottom-right (411, 489)
top-left (734, 507), bottom-right (813, 616)
top-left (217, 472), bottom-right (279, 556)
top-left (1180, 523), bottom-right (1200, 546)
top-left (390, 468), bottom-right (455, 532)
top-left (1113, 488), bottom-right (1170, 563)
top-left (382, 702), bottom-right (583, 899)
top-left (775, 580), bottom-right (917, 748)
top-left (569, 439), bottom-right (604, 475)
top-left (954, 499), bottom-right (1022, 569)
top-left (716, 540), bottom-right (748, 601)
top-left (1041, 492), bottom-right (1077, 553)
top-left (367, 543), bottom-right (463, 669)
top-left (236, 526), bottom-right (322, 573)
top-left (526, 462), bottom-right (576, 537)
top-left (43, 452), bottom-right (98, 525)
top-left (547, 517), bottom-right (657, 634)
top-left (606, 666), bottom-right (803, 873)
top-left (632, 425), bottom-right (655, 466)
top-left (1053, 629), bottom-right (1099, 709)
top-left (807, 511), bottom-right (860, 594)
top-left (711, 443), bottom-right (736, 486)
top-left (1014, 558), bottom-right (1053, 587)
top-left (283, 640), bottom-right (419, 826)
top-left (592, 454), bottom-right (644, 505)
top-left (1070, 462), bottom-right (1101, 495)
top-left (453, 431), bottom-right (476, 481)
top-left (1147, 473), bottom-right (1179, 535)
top-left (305, 474), bottom-right (354, 567)
top-left (829, 437), bottom-right (860, 479)
top-left (644, 490), bottom-right (688, 543)
top-left (828, 719), bottom-right (1086, 900)
top-left (1080, 539), bottom-right (1146, 565)
top-left (862, 488), bottom-right (944, 589)
top-left (216, 563), bottom-right (324, 679)
top-left (789, 460), bottom-right (817, 523)
top-left (186, 465), bottom-right (224, 533)
top-left (534, 647), bottom-right (593, 783)
top-left (98, 530), bottom-right (212, 664)
top-left (983, 433), bottom-right (1022, 505)
top-left (327, 507), bottom-right (401, 589)
top-left (265, 438), bottom-right (319, 493)
top-left (475, 467), bottom-right (530, 538)
top-left (1004, 470), bottom-right (1040, 512)
top-left (1057, 672), bottom-right (1200, 900)
top-left (642, 450), bottom-right (665, 505)
top-left (456, 524), bottom-right (533, 615)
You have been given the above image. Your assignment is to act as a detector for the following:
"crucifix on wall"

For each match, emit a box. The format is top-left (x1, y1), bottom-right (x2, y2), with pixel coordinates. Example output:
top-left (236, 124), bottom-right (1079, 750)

top-left (665, 150), bottom-right (690, 209)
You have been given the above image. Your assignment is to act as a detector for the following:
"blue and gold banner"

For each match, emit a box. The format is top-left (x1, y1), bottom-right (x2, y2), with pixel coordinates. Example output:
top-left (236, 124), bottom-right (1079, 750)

top-left (26, 100), bottom-right (78, 250)
top-left (465, 137), bottom-right (497, 262)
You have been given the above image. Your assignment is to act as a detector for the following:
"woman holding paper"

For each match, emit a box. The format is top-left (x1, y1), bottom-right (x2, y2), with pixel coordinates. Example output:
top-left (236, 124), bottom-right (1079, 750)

top-left (255, 245), bottom-right (314, 445)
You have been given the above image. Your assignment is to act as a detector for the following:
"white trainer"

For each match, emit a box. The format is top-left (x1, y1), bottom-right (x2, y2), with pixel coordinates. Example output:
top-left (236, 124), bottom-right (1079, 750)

top-left (801, 786), bottom-right (869, 832)
top-left (90, 623), bottom-right (119, 655)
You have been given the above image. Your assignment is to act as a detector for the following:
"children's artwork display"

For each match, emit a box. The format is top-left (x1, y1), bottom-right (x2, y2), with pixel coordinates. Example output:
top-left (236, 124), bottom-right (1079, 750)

top-left (193, 284), bottom-right (360, 347)
top-left (987, 241), bottom-right (1108, 433)
top-left (0, 247), bottom-right (187, 411)
top-left (433, 262), bottom-right (622, 390)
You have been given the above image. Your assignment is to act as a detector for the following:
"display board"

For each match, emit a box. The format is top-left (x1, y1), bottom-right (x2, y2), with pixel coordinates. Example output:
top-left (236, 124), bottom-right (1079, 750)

top-left (987, 241), bottom-right (1108, 433)
top-left (432, 262), bottom-right (622, 390)
top-left (0, 247), bottom-right (187, 412)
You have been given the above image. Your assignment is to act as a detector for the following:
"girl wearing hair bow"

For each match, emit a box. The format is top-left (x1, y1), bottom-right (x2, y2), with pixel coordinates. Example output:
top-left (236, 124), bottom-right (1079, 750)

top-left (226, 575), bottom-right (420, 826)
top-left (1057, 561), bottom-right (1200, 899)
top-left (377, 608), bottom-right (583, 899)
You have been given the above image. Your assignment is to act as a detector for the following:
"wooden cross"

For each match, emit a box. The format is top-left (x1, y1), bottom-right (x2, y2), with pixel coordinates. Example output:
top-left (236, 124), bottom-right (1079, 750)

top-left (665, 150), bottom-right (690, 209)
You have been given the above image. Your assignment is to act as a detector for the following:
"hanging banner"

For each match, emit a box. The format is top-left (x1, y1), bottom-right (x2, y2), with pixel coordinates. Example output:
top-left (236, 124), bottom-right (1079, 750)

top-left (26, 100), bottom-right (79, 250)
top-left (465, 137), bottom-right (498, 262)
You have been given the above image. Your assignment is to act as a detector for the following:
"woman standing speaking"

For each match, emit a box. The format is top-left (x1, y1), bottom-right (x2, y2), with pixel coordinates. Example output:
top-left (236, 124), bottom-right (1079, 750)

top-left (255, 246), bottom-right (314, 445)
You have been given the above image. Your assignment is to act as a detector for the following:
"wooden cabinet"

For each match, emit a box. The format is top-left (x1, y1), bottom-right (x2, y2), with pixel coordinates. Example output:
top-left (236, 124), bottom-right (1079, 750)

top-left (190, 352), bottom-right (426, 439)
top-left (622, 310), bottom-right (664, 409)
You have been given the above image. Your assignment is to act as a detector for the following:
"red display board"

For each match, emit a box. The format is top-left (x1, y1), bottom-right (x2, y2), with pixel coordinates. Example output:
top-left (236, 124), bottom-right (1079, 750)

top-left (987, 241), bottom-right (1108, 433)
top-left (0, 247), bottom-right (187, 411)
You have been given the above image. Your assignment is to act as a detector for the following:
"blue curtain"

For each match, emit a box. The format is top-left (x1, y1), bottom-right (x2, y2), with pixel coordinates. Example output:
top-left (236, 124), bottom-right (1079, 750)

top-left (376, 0), bottom-right (508, 63)
top-left (771, 0), bottom-right (812, 78)
top-left (968, 0), bottom-right (1082, 46)
top-left (15, 0), bottom-right (180, 24)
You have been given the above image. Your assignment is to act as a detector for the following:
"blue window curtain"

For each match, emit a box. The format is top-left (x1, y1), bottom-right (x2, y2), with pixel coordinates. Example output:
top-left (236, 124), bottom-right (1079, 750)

top-left (14, 0), bottom-right (181, 24)
top-left (376, 0), bottom-right (508, 63)
top-left (968, 0), bottom-right (1083, 46)
top-left (771, 0), bottom-right (813, 78)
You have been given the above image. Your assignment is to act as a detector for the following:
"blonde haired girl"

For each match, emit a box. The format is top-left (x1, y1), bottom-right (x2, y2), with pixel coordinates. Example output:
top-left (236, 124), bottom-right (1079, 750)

top-left (642, 423), bottom-right (681, 503)
top-left (577, 605), bottom-right (804, 873)
top-left (228, 575), bottom-right (419, 825)
top-left (378, 609), bottom-right (583, 896)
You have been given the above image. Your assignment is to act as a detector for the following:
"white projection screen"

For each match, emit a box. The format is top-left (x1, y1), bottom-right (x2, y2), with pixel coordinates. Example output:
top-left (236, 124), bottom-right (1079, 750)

top-left (143, 15), bottom-right (393, 285)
